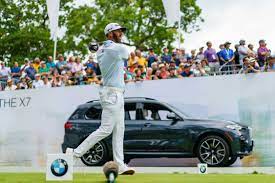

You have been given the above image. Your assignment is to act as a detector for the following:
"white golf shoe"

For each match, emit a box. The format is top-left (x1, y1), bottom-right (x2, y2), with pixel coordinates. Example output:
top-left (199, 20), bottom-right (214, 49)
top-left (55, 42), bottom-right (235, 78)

top-left (119, 164), bottom-right (135, 175)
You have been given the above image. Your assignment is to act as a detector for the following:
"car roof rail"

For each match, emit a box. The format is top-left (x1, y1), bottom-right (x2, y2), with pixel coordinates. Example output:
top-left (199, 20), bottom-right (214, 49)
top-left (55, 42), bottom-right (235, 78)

top-left (86, 99), bottom-right (100, 103)
top-left (124, 97), bottom-right (156, 101)
top-left (86, 97), bottom-right (156, 104)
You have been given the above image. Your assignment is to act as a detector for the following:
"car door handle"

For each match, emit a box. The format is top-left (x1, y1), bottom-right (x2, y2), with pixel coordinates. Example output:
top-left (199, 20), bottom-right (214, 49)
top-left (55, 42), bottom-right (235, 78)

top-left (144, 123), bottom-right (151, 127)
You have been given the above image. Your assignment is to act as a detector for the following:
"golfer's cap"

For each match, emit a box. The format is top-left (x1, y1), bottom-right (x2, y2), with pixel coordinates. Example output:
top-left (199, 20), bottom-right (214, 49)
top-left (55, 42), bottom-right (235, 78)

top-left (104, 23), bottom-right (126, 35)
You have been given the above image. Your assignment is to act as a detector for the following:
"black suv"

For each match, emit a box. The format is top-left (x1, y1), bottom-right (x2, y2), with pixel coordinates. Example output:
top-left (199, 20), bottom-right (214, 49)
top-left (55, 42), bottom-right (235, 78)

top-left (62, 97), bottom-right (253, 167)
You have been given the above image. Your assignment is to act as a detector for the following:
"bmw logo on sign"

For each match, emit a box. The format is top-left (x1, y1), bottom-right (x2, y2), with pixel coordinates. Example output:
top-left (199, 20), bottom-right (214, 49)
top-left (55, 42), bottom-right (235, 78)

top-left (198, 163), bottom-right (208, 174)
top-left (46, 154), bottom-right (73, 181)
top-left (50, 159), bottom-right (68, 177)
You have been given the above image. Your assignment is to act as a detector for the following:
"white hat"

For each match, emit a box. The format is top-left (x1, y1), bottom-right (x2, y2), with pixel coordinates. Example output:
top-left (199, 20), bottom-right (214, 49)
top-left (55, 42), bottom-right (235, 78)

top-left (249, 58), bottom-right (256, 63)
top-left (104, 23), bottom-right (126, 35)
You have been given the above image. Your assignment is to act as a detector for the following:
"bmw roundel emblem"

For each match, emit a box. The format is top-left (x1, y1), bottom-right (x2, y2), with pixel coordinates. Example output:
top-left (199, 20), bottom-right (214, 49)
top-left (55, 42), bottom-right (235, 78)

top-left (200, 165), bottom-right (207, 173)
top-left (50, 159), bottom-right (68, 177)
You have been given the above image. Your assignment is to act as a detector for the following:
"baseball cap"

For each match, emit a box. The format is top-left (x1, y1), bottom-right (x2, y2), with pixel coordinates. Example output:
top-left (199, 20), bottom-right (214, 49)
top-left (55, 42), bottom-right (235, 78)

top-left (249, 58), bottom-right (256, 63)
top-left (239, 39), bottom-right (246, 44)
top-left (104, 23), bottom-right (126, 35)
top-left (224, 41), bottom-right (231, 45)
top-left (259, 39), bottom-right (266, 43)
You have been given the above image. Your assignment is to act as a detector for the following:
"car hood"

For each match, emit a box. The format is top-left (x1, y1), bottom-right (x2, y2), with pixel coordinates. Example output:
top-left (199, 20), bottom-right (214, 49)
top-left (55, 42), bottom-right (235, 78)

top-left (184, 118), bottom-right (247, 128)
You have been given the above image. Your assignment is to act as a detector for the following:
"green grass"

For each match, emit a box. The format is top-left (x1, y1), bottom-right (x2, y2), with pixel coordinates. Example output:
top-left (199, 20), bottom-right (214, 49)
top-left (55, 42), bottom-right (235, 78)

top-left (0, 173), bottom-right (275, 183)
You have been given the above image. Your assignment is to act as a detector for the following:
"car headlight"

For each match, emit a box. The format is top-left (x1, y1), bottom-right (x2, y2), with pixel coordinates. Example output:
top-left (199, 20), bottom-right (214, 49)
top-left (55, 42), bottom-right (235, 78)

top-left (226, 124), bottom-right (242, 131)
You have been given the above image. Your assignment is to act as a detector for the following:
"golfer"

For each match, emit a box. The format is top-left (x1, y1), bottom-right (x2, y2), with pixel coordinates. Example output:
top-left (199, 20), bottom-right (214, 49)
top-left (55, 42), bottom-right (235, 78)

top-left (66, 23), bottom-right (135, 175)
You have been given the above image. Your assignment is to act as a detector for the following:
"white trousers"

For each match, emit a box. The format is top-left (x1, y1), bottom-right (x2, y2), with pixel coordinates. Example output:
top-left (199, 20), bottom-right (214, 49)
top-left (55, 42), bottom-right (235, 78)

top-left (74, 86), bottom-right (125, 166)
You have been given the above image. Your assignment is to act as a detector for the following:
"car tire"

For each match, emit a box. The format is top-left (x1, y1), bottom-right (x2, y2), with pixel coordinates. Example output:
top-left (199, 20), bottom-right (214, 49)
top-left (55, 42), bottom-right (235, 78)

top-left (80, 141), bottom-right (109, 166)
top-left (197, 135), bottom-right (230, 167)
top-left (224, 156), bottom-right (238, 166)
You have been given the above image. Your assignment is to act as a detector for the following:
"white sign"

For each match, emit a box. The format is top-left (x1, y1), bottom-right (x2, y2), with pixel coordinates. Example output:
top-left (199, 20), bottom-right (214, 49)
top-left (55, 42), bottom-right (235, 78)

top-left (1, 72), bottom-right (275, 167)
top-left (46, 154), bottom-right (73, 181)
top-left (198, 163), bottom-right (208, 174)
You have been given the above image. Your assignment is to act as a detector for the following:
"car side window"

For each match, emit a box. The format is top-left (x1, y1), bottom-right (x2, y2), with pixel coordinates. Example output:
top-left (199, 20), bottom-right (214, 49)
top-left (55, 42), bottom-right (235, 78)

top-left (85, 105), bottom-right (102, 120)
top-left (143, 103), bottom-right (173, 121)
top-left (158, 110), bottom-right (172, 121)
top-left (124, 102), bottom-right (136, 120)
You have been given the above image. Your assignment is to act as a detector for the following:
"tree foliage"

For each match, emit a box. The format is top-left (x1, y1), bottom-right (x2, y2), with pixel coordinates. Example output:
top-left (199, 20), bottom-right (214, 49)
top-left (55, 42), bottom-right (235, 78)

top-left (0, 0), bottom-right (72, 64)
top-left (0, 0), bottom-right (202, 64)
top-left (65, 0), bottom-right (203, 54)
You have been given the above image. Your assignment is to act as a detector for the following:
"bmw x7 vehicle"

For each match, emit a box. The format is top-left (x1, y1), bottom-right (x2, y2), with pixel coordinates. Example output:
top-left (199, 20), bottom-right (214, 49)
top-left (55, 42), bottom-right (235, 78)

top-left (62, 97), bottom-right (254, 167)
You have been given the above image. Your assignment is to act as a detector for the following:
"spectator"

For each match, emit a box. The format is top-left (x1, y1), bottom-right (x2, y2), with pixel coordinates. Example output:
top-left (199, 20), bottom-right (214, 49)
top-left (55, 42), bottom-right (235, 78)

top-left (217, 44), bottom-right (225, 62)
top-left (158, 64), bottom-right (169, 79)
top-left (66, 56), bottom-right (75, 72)
top-left (180, 64), bottom-right (194, 77)
top-left (21, 58), bottom-right (30, 71)
top-left (257, 39), bottom-right (270, 68)
top-left (4, 79), bottom-right (17, 91)
top-left (136, 50), bottom-right (147, 68)
top-left (41, 75), bottom-right (52, 88)
top-left (128, 52), bottom-right (138, 67)
top-left (18, 77), bottom-right (28, 89)
top-left (201, 59), bottom-right (211, 75)
top-left (0, 61), bottom-right (11, 86)
top-left (238, 39), bottom-right (249, 65)
top-left (52, 75), bottom-right (63, 87)
top-left (128, 60), bottom-right (138, 73)
top-left (56, 54), bottom-right (67, 74)
top-left (168, 67), bottom-right (178, 79)
top-left (72, 57), bottom-right (84, 73)
top-left (124, 69), bottom-right (134, 83)
top-left (234, 44), bottom-right (241, 68)
top-left (26, 77), bottom-right (33, 89)
top-left (219, 42), bottom-right (235, 72)
top-left (153, 70), bottom-right (161, 80)
top-left (133, 69), bottom-right (144, 82)
top-left (266, 55), bottom-right (275, 72)
top-left (10, 62), bottom-right (21, 82)
top-left (151, 62), bottom-right (158, 75)
top-left (32, 74), bottom-right (44, 89)
top-left (145, 68), bottom-right (153, 80)
top-left (33, 57), bottom-right (41, 72)
top-left (85, 68), bottom-right (100, 84)
top-left (191, 49), bottom-right (196, 60)
top-left (193, 62), bottom-right (207, 77)
top-left (196, 47), bottom-right (205, 61)
top-left (204, 41), bottom-right (219, 73)
top-left (85, 56), bottom-right (98, 72)
top-left (38, 61), bottom-right (50, 75)
top-left (46, 56), bottom-right (56, 71)
top-left (147, 48), bottom-right (158, 67)
top-left (248, 44), bottom-right (257, 58)
top-left (161, 47), bottom-right (172, 63)
top-left (242, 57), bottom-right (260, 74)
top-left (178, 48), bottom-right (189, 63)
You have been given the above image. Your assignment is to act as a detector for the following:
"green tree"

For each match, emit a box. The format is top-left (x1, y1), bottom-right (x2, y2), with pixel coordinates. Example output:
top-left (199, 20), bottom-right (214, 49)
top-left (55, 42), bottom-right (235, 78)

top-left (64, 0), bottom-right (203, 55)
top-left (0, 0), bottom-right (72, 64)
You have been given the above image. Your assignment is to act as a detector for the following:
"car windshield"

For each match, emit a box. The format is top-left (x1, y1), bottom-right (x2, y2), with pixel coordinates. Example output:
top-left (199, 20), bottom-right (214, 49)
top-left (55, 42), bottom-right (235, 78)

top-left (164, 102), bottom-right (190, 118)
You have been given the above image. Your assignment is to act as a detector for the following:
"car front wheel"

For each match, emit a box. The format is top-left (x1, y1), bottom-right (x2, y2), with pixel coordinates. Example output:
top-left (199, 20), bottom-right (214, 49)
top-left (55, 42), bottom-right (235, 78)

top-left (197, 135), bottom-right (230, 167)
top-left (80, 141), bottom-right (109, 166)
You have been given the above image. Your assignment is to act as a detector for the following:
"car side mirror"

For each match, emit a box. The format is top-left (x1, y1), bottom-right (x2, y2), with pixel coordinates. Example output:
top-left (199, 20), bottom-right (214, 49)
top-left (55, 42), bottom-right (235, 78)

top-left (167, 112), bottom-right (179, 120)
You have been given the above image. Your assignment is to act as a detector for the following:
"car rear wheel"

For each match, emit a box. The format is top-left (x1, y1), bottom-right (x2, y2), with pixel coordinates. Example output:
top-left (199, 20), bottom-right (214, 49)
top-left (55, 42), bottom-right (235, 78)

top-left (197, 135), bottom-right (230, 167)
top-left (80, 141), bottom-right (109, 166)
top-left (224, 156), bottom-right (238, 166)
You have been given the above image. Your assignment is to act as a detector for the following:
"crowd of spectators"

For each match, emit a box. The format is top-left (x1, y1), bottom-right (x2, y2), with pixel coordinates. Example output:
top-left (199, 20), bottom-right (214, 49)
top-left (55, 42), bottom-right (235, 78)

top-left (1, 39), bottom-right (275, 92)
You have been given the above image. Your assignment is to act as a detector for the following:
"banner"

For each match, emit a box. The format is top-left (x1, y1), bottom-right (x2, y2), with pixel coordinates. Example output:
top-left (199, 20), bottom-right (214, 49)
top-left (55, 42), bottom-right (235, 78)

top-left (46, 0), bottom-right (60, 40)
top-left (162, 0), bottom-right (180, 26)
top-left (1, 72), bottom-right (275, 167)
